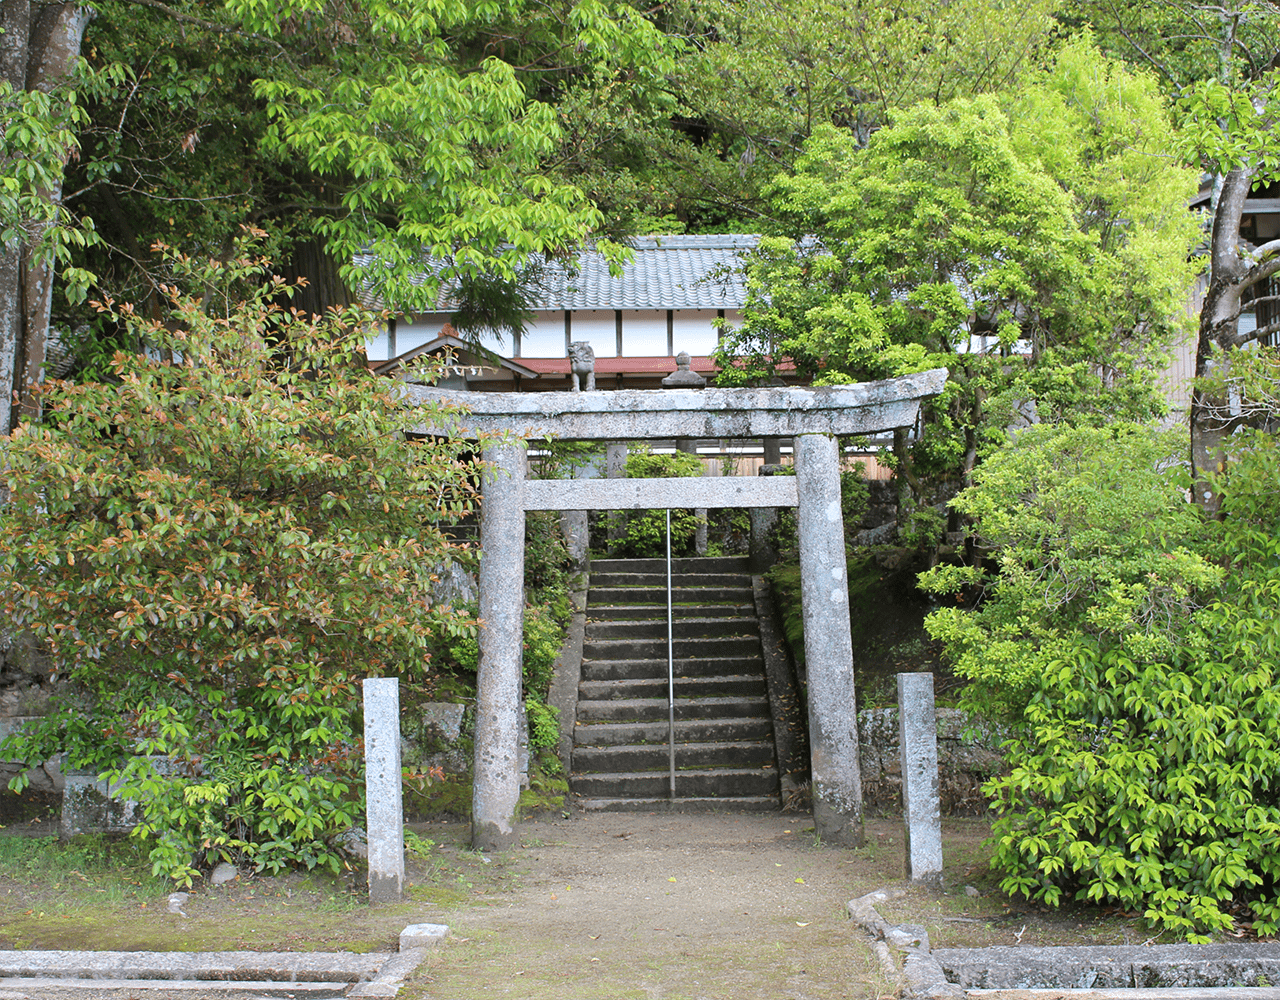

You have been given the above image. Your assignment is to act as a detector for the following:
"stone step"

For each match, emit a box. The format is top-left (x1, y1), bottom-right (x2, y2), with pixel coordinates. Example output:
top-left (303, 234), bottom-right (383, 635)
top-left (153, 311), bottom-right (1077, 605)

top-left (587, 603), bottom-right (755, 621)
top-left (578, 674), bottom-right (766, 701)
top-left (573, 795), bottom-right (781, 813)
top-left (582, 635), bottom-right (761, 660)
top-left (570, 767), bottom-right (780, 799)
top-left (589, 572), bottom-right (751, 589)
top-left (573, 740), bottom-right (776, 773)
top-left (592, 556), bottom-right (751, 574)
top-left (585, 618), bottom-right (760, 640)
top-left (589, 586), bottom-right (755, 606)
top-left (575, 695), bottom-right (771, 723)
top-left (579, 656), bottom-right (766, 682)
top-left (573, 717), bottom-right (773, 746)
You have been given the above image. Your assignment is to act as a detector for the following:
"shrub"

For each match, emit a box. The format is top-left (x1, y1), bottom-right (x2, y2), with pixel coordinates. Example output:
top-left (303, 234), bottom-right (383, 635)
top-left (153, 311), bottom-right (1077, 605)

top-left (607, 447), bottom-right (703, 557)
top-left (0, 236), bottom-right (478, 883)
top-left (919, 423), bottom-right (1280, 939)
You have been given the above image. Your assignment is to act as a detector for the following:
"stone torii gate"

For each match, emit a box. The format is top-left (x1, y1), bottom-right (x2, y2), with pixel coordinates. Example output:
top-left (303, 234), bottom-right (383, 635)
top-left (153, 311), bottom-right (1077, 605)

top-left (405, 368), bottom-right (948, 851)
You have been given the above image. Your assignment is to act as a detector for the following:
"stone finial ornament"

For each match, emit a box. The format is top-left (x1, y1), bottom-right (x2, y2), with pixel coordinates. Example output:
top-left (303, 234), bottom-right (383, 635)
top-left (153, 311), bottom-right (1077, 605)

top-left (661, 350), bottom-right (706, 388)
top-left (568, 341), bottom-right (596, 392)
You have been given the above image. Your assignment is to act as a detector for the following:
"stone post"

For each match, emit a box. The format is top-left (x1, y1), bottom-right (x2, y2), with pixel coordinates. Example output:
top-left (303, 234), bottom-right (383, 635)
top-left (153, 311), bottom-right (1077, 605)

top-left (363, 677), bottom-right (404, 902)
top-left (793, 433), bottom-right (864, 846)
top-left (898, 672), bottom-right (943, 886)
top-left (677, 438), bottom-right (708, 555)
top-left (749, 463), bottom-right (784, 573)
top-left (472, 440), bottom-right (527, 851)
top-left (606, 441), bottom-right (627, 550)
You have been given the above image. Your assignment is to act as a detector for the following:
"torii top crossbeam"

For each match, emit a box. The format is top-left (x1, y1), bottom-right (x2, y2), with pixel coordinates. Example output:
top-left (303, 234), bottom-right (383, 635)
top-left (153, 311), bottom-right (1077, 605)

top-left (403, 368), bottom-right (949, 440)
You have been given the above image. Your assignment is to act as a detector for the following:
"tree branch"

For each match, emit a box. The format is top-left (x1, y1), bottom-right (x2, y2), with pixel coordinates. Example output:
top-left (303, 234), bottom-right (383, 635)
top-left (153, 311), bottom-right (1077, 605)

top-left (116, 0), bottom-right (290, 60)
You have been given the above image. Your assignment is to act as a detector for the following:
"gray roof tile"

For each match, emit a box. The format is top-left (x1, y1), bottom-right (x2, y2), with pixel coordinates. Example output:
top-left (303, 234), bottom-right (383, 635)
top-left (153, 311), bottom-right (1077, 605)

top-left (356, 235), bottom-right (757, 313)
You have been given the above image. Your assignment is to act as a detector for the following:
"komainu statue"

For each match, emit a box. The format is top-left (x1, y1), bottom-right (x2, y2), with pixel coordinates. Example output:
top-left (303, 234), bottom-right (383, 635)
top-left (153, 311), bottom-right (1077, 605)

top-left (568, 341), bottom-right (596, 392)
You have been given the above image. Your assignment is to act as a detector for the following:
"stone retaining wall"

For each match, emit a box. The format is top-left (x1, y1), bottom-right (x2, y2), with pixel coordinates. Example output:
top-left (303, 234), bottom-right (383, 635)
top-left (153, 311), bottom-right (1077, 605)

top-left (858, 706), bottom-right (1003, 817)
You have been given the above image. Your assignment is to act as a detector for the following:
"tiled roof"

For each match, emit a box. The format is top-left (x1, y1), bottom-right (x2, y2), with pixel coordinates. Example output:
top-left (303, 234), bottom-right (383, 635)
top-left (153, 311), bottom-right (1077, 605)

top-left (355, 235), bottom-right (758, 313)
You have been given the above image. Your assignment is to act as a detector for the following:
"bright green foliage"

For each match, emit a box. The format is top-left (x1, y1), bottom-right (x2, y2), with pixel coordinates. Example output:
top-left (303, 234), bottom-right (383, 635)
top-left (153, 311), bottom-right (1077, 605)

top-left (0, 238), bottom-right (479, 883)
top-left (42, 0), bottom-right (676, 349)
top-left (921, 424), bottom-right (1219, 717)
top-left (661, 0), bottom-right (1056, 228)
top-left (0, 81), bottom-right (98, 304)
top-left (608, 448), bottom-right (704, 558)
top-left (921, 424), bottom-right (1280, 938)
top-left (715, 41), bottom-right (1199, 507)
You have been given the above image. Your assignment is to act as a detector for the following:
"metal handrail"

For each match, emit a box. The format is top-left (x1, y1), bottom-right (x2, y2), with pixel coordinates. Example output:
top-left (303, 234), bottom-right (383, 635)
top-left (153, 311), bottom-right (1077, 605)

top-left (666, 509), bottom-right (676, 798)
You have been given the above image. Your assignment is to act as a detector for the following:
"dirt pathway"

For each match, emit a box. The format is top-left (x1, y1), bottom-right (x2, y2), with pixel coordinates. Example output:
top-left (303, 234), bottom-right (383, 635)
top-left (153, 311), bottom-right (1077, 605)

top-left (404, 812), bottom-right (934, 1000)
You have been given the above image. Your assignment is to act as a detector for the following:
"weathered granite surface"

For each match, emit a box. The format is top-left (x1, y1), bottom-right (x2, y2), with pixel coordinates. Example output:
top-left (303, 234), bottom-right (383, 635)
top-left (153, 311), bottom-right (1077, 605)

top-left (363, 677), bottom-right (405, 902)
top-left (405, 369), bottom-right (948, 440)
top-left (898, 672), bottom-right (942, 886)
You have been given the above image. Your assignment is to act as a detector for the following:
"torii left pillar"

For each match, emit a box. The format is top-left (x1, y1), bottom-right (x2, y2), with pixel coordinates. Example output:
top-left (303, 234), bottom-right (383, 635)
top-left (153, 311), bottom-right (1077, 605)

top-left (472, 440), bottom-right (526, 850)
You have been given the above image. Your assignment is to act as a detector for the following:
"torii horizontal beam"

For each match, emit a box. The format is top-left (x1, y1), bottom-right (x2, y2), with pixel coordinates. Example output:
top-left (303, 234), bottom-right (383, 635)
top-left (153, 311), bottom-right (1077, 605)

top-left (404, 368), bottom-right (948, 440)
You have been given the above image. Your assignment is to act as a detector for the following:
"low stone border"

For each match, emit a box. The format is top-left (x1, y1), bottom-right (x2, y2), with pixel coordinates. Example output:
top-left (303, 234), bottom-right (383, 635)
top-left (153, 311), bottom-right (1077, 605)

top-left (850, 891), bottom-right (1280, 999)
top-left (847, 888), bottom-right (962, 1000)
top-left (0, 924), bottom-right (447, 999)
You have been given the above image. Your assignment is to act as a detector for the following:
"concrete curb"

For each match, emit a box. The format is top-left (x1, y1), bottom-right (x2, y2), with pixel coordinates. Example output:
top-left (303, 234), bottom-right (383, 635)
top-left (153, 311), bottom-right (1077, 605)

top-left (850, 890), bottom-right (1280, 998)
top-left (0, 923), bottom-right (446, 998)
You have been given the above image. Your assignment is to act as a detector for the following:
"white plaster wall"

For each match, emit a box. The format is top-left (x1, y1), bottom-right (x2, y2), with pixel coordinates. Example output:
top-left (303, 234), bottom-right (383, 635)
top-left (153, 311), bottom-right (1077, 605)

top-left (623, 310), bottom-right (668, 355)
top-left (569, 309), bottom-right (618, 357)
top-left (366, 327), bottom-right (390, 360)
top-left (517, 311), bottom-right (566, 357)
top-left (672, 310), bottom-right (723, 356)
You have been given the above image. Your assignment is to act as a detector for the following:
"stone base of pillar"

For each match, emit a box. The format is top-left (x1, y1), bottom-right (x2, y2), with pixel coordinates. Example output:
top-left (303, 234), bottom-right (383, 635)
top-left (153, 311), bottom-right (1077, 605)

top-left (813, 793), bottom-right (865, 848)
top-left (471, 820), bottom-right (519, 852)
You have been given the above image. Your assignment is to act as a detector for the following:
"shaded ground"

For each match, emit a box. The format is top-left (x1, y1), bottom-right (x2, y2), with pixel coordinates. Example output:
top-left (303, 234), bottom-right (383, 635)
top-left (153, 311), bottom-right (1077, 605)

top-left (0, 812), bottom-right (1163, 1000)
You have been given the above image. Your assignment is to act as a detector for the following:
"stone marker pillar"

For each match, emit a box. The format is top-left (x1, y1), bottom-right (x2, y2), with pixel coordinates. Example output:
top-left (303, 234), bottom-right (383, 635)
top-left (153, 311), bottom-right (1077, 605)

top-left (363, 677), bottom-right (404, 902)
top-left (794, 433), bottom-right (864, 846)
top-left (676, 438), bottom-right (709, 555)
top-left (473, 440), bottom-right (527, 851)
top-left (606, 441), bottom-right (627, 550)
top-left (749, 463), bottom-right (783, 573)
top-left (898, 672), bottom-right (943, 886)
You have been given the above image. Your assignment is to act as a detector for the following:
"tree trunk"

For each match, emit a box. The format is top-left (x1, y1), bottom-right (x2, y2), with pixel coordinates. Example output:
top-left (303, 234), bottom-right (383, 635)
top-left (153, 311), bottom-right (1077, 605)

top-left (0, 0), bottom-right (91, 435)
top-left (276, 235), bottom-right (352, 320)
top-left (1190, 167), bottom-right (1252, 514)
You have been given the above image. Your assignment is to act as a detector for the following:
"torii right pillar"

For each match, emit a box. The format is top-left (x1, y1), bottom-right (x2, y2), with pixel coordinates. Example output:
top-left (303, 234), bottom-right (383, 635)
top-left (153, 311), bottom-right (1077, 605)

top-left (794, 433), bottom-right (864, 846)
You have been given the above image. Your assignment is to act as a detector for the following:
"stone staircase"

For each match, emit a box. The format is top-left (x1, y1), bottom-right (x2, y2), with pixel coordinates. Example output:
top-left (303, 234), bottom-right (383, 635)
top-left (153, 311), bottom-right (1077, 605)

top-left (570, 555), bottom-right (781, 811)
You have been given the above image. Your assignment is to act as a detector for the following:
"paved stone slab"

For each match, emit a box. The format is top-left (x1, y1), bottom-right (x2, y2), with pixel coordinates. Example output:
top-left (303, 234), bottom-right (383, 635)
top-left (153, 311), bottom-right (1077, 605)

top-left (404, 369), bottom-right (947, 440)
top-left (0, 979), bottom-right (350, 997)
top-left (398, 924), bottom-right (448, 949)
top-left (0, 952), bottom-right (383, 981)
top-left (523, 475), bottom-right (798, 510)
top-left (348, 950), bottom-right (427, 999)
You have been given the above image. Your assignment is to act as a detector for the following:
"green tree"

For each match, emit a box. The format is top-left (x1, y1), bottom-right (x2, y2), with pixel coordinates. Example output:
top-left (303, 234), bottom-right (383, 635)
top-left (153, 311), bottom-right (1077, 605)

top-left (920, 422), bottom-right (1280, 939)
top-left (4, 0), bottom-right (677, 409)
top-left (1054, 1), bottom-right (1280, 510)
top-left (653, 0), bottom-right (1057, 230)
top-left (715, 39), bottom-right (1199, 523)
top-left (1, 0), bottom-right (95, 433)
top-left (0, 236), bottom-right (479, 882)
